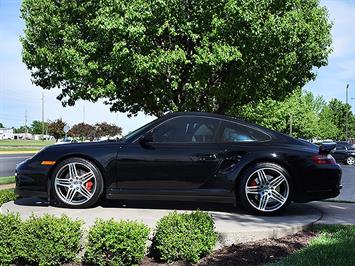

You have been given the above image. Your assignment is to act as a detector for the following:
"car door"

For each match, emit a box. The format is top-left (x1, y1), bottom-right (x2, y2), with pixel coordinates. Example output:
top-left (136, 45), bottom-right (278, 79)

top-left (116, 116), bottom-right (222, 193)
top-left (331, 145), bottom-right (347, 162)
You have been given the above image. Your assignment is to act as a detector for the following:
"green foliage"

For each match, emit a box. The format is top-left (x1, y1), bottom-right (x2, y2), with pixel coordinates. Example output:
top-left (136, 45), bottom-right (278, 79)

top-left (235, 90), bottom-right (322, 139)
top-left (328, 99), bottom-right (354, 140)
top-left (17, 215), bottom-right (82, 266)
top-left (0, 213), bottom-right (22, 265)
top-left (14, 125), bottom-right (29, 134)
top-left (0, 122), bottom-right (4, 128)
top-left (234, 89), bottom-right (355, 140)
top-left (0, 189), bottom-right (17, 206)
top-left (84, 219), bottom-right (150, 266)
top-left (154, 210), bottom-right (217, 263)
top-left (31, 120), bottom-right (49, 135)
top-left (270, 225), bottom-right (355, 266)
top-left (21, 0), bottom-right (332, 116)
top-left (47, 118), bottom-right (67, 140)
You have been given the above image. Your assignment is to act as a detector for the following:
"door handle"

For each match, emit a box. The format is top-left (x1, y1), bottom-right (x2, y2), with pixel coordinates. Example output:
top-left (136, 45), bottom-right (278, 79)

top-left (198, 154), bottom-right (217, 161)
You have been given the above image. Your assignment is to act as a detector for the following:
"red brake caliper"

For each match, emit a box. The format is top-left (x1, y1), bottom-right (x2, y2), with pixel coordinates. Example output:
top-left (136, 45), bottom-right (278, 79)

top-left (85, 180), bottom-right (93, 191)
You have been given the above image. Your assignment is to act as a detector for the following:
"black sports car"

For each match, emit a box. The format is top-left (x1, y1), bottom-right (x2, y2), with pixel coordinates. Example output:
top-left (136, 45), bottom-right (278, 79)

top-left (15, 112), bottom-right (342, 215)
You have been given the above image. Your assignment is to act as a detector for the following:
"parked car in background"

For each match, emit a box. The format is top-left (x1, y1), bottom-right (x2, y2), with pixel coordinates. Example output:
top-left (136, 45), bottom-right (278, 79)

top-left (55, 138), bottom-right (78, 145)
top-left (331, 141), bottom-right (355, 166)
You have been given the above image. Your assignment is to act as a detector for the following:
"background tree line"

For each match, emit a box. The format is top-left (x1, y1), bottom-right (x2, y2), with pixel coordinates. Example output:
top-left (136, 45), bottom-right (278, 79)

top-left (233, 90), bottom-right (355, 140)
top-left (3, 119), bottom-right (122, 141)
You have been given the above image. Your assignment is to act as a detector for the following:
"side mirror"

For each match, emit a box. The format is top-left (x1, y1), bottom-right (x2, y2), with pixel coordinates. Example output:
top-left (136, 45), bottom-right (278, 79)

top-left (139, 131), bottom-right (154, 145)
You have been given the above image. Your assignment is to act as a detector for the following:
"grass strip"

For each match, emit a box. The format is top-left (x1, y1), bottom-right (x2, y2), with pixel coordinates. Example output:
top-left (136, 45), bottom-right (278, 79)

top-left (269, 225), bottom-right (355, 266)
top-left (0, 176), bottom-right (15, 185)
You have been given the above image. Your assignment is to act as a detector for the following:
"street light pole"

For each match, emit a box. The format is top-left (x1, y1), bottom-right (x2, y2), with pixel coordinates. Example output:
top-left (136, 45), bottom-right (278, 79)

top-left (346, 84), bottom-right (349, 141)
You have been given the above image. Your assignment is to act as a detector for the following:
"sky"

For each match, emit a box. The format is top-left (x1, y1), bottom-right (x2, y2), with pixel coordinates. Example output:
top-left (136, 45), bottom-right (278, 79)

top-left (1, 0), bottom-right (355, 134)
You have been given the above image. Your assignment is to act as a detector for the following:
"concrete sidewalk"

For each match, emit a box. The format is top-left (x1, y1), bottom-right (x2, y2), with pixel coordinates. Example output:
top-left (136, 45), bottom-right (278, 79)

top-left (1, 198), bottom-right (321, 247)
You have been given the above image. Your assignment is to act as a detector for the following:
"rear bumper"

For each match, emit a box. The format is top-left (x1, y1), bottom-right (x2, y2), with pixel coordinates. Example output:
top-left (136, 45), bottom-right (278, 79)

top-left (293, 164), bottom-right (342, 203)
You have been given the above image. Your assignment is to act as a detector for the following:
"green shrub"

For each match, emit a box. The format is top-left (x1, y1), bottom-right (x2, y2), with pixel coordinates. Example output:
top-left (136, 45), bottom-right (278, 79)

top-left (0, 213), bottom-right (22, 265)
top-left (84, 219), bottom-right (150, 266)
top-left (0, 189), bottom-right (17, 206)
top-left (17, 215), bottom-right (82, 266)
top-left (154, 210), bottom-right (217, 263)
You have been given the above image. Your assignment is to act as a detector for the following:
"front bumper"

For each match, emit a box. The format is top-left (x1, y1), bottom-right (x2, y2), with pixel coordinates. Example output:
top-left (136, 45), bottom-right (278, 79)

top-left (15, 159), bottom-right (51, 200)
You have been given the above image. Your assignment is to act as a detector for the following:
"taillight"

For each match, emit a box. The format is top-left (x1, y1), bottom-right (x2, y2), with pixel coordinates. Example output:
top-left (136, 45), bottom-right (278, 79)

top-left (311, 154), bottom-right (336, 165)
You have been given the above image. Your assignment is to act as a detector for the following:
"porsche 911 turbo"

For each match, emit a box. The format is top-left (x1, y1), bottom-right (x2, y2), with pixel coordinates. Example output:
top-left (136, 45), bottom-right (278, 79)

top-left (15, 112), bottom-right (342, 215)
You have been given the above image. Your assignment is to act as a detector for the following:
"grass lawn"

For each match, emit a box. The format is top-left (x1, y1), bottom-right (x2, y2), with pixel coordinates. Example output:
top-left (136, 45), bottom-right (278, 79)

top-left (270, 225), bottom-right (355, 266)
top-left (0, 139), bottom-right (54, 152)
top-left (0, 176), bottom-right (15, 185)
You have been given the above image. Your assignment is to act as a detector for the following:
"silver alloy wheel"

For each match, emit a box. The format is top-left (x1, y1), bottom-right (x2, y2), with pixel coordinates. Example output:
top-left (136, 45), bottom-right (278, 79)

top-left (347, 156), bottom-right (355, 165)
top-left (245, 168), bottom-right (289, 212)
top-left (54, 162), bottom-right (97, 206)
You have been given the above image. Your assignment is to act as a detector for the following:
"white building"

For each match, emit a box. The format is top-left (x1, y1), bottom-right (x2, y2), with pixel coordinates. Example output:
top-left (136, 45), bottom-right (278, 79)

top-left (0, 128), bottom-right (14, 140)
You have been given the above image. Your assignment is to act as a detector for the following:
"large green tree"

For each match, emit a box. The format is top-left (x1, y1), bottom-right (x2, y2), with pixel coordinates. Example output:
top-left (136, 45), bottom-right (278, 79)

top-left (0, 122), bottom-right (4, 128)
top-left (21, 0), bottom-right (332, 116)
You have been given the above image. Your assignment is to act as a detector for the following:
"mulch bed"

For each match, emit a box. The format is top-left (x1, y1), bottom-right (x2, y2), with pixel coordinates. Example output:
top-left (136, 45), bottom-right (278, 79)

top-left (140, 231), bottom-right (318, 266)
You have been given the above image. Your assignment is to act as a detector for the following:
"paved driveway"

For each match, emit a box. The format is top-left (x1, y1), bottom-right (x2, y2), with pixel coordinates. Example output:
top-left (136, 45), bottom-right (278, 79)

top-left (334, 165), bottom-right (355, 202)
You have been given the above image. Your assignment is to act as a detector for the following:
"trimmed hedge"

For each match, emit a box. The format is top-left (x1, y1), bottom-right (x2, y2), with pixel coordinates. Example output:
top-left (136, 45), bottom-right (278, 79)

top-left (0, 189), bottom-right (17, 206)
top-left (0, 213), bottom-right (22, 265)
top-left (154, 210), bottom-right (217, 263)
top-left (84, 219), bottom-right (150, 266)
top-left (18, 215), bottom-right (82, 266)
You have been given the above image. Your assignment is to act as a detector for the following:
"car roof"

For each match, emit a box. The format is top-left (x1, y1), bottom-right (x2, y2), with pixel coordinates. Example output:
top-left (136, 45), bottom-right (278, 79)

top-left (165, 111), bottom-right (249, 124)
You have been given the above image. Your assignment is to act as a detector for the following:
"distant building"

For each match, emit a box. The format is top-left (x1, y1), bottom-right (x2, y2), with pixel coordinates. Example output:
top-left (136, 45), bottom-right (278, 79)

top-left (33, 134), bottom-right (54, 140)
top-left (0, 128), bottom-right (14, 140)
top-left (13, 133), bottom-right (33, 140)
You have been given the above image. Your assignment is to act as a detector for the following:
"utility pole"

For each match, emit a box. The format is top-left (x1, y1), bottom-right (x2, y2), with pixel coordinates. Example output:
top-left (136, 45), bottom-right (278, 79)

top-left (42, 91), bottom-right (45, 141)
top-left (25, 110), bottom-right (28, 139)
top-left (346, 84), bottom-right (349, 141)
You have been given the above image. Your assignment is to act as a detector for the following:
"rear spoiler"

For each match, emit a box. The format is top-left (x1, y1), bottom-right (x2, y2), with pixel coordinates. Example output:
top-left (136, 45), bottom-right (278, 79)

top-left (319, 142), bottom-right (336, 154)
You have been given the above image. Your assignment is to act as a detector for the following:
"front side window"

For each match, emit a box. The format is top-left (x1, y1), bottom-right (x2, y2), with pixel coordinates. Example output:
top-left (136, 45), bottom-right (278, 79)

top-left (219, 121), bottom-right (270, 142)
top-left (152, 116), bottom-right (220, 143)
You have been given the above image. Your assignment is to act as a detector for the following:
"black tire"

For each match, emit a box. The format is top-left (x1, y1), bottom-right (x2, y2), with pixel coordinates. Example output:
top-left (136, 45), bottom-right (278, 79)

top-left (237, 162), bottom-right (293, 215)
top-left (51, 157), bottom-right (104, 208)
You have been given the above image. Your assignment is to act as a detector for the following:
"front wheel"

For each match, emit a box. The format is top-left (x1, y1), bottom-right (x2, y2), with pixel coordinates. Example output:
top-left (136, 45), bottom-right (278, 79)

top-left (346, 156), bottom-right (355, 166)
top-left (238, 162), bottom-right (293, 215)
top-left (51, 158), bottom-right (104, 208)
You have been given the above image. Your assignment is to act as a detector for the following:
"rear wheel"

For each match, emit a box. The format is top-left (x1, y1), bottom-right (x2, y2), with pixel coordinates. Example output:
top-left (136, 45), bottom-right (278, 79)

top-left (346, 156), bottom-right (355, 166)
top-left (238, 162), bottom-right (293, 215)
top-left (51, 158), bottom-right (104, 208)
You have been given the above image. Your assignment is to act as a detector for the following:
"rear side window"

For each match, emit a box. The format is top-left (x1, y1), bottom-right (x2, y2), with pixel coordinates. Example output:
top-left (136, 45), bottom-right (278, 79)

top-left (218, 121), bottom-right (270, 142)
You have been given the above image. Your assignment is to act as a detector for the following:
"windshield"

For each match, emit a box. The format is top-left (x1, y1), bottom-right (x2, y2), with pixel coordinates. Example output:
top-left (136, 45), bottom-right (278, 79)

top-left (122, 118), bottom-right (159, 141)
